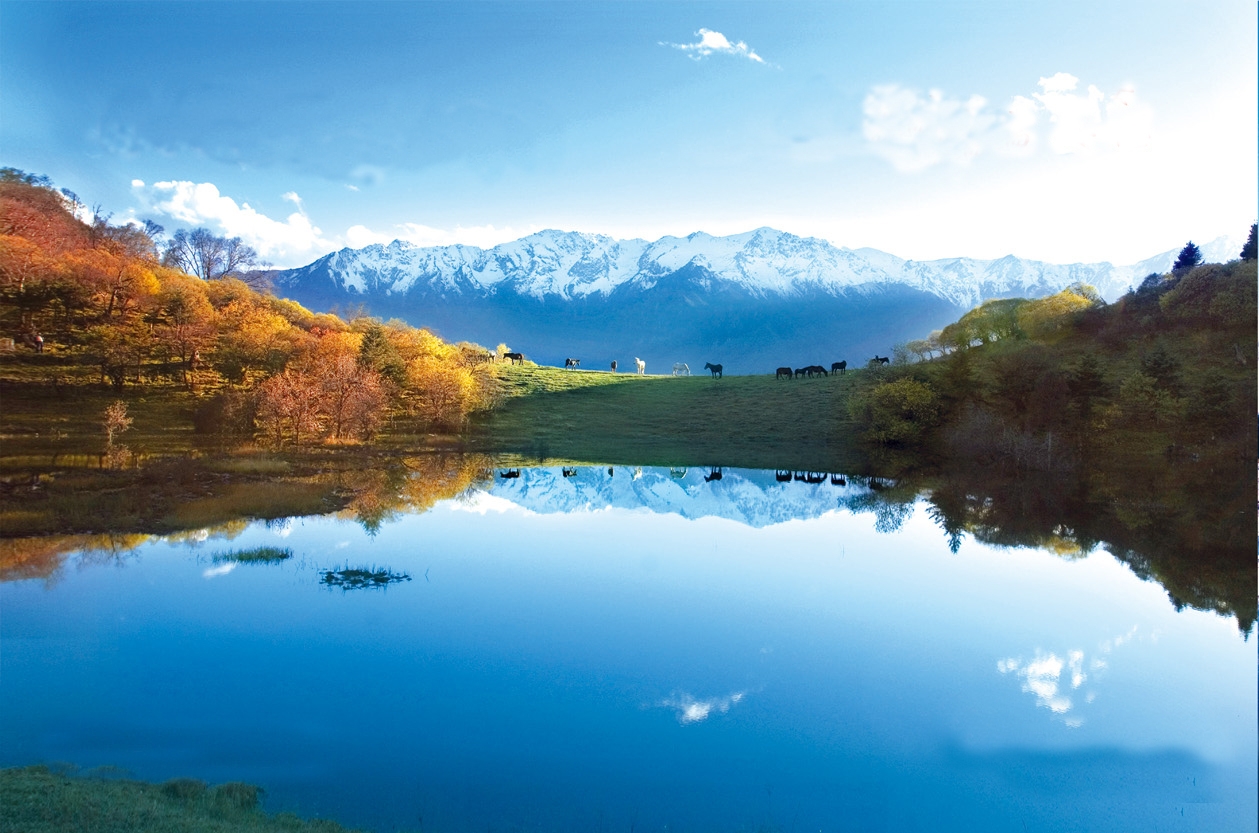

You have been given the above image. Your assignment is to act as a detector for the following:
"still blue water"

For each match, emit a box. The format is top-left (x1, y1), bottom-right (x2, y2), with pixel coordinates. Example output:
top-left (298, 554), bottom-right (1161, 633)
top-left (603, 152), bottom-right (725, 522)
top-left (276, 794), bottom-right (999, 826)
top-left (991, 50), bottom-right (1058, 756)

top-left (2, 466), bottom-right (1255, 831)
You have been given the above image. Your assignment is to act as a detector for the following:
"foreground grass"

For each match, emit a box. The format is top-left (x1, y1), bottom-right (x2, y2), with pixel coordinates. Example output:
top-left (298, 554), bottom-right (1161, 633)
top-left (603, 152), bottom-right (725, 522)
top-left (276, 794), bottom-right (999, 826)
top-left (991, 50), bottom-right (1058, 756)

top-left (473, 365), bottom-right (867, 470)
top-left (0, 766), bottom-right (365, 833)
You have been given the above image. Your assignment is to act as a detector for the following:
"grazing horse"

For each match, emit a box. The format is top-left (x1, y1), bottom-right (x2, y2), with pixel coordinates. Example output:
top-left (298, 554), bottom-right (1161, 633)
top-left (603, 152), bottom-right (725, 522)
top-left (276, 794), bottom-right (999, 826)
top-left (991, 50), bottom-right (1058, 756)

top-left (564, 358), bottom-right (580, 369)
top-left (804, 471), bottom-right (827, 484)
top-left (776, 366), bottom-right (793, 380)
top-left (872, 355), bottom-right (890, 365)
top-left (831, 360), bottom-right (847, 374)
top-left (775, 470), bottom-right (792, 482)
top-left (561, 467), bottom-right (577, 477)
top-left (704, 467), bottom-right (723, 482)
top-left (503, 352), bottom-right (524, 365)
top-left (634, 357), bottom-right (646, 375)
top-left (672, 362), bottom-right (690, 376)
top-left (499, 468), bottom-right (521, 479)
top-left (830, 473), bottom-right (847, 486)
top-left (704, 362), bottom-right (723, 378)
top-left (610, 360), bottom-right (618, 372)
top-left (794, 367), bottom-right (809, 379)
top-left (806, 365), bottom-right (828, 377)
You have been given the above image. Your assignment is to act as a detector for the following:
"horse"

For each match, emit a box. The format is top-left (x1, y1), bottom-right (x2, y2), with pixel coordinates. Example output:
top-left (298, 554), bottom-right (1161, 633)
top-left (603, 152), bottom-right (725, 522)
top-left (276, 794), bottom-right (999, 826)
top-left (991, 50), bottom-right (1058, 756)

top-left (830, 473), bottom-right (847, 486)
top-left (704, 467), bottom-right (723, 482)
top-left (498, 468), bottom-right (521, 479)
top-left (872, 355), bottom-right (890, 365)
top-left (804, 471), bottom-right (827, 484)
top-left (704, 362), bottom-right (722, 378)
top-left (776, 366), bottom-right (793, 380)
top-left (634, 357), bottom-right (646, 375)
top-left (775, 470), bottom-right (792, 482)
top-left (672, 362), bottom-right (690, 376)
top-left (561, 467), bottom-right (577, 477)
top-left (794, 367), bottom-right (809, 379)
top-left (806, 365), bottom-right (828, 377)
top-left (503, 352), bottom-right (524, 365)
top-left (610, 360), bottom-right (618, 372)
top-left (831, 361), bottom-right (847, 374)
top-left (564, 358), bottom-right (580, 370)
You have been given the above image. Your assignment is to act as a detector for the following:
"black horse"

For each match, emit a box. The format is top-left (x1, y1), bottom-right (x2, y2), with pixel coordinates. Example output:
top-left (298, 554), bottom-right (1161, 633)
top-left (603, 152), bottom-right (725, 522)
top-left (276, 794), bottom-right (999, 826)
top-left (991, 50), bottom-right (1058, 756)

top-left (794, 367), bottom-right (809, 378)
top-left (872, 355), bottom-right (890, 365)
top-left (564, 358), bottom-right (580, 369)
top-left (503, 352), bottom-right (524, 365)
top-left (704, 362), bottom-right (723, 378)
top-left (831, 360), bottom-right (847, 374)
top-left (830, 473), bottom-right (847, 486)
top-left (806, 365), bottom-right (828, 377)
top-left (499, 468), bottom-right (521, 479)
top-left (776, 366), bottom-right (793, 380)
top-left (704, 467), bottom-right (723, 482)
top-left (775, 470), bottom-right (792, 482)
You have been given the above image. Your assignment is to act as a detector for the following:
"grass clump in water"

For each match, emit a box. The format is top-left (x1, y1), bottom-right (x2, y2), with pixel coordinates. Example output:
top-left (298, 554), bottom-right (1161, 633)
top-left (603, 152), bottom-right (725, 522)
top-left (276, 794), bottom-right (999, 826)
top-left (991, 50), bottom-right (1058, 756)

top-left (212, 546), bottom-right (294, 565)
top-left (320, 564), bottom-right (411, 590)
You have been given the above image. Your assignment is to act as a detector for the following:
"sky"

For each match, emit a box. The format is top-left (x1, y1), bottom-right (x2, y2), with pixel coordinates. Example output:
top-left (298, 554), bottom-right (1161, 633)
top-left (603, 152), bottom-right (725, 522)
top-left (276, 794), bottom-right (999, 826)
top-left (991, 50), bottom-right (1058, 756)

top-left (2, 0), bottom-right (1255, 269)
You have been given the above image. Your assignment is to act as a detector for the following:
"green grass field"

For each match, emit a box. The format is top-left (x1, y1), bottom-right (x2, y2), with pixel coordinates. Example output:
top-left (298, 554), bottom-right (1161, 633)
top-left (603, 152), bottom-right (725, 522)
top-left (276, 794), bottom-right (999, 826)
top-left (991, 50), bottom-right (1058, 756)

top-left (0, 766), bottom-right (366, 833)
top-left (473, 364), bottom-right (867, 470)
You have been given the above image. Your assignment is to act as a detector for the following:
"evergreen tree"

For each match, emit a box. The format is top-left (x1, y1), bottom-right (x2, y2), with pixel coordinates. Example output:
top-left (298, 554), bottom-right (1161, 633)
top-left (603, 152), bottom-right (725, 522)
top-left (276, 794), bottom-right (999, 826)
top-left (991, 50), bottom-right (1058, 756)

top-left (1172, 241), bottom-right (1203, 272)
top-left (1241, 223), bottom-right (1257, 261)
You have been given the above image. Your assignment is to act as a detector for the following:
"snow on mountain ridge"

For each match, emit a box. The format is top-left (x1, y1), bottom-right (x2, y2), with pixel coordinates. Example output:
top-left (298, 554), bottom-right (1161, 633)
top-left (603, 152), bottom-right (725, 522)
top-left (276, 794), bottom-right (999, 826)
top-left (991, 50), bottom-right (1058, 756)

top-left (289, 229), bottom-right (1244, 307)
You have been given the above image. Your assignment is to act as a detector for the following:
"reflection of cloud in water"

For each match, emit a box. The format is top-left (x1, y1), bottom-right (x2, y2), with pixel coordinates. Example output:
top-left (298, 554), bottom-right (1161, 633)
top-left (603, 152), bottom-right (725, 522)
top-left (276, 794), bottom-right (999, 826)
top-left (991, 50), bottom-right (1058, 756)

top-left (202, 562), bottom-right (236, 579)
top-left (660, 691), bottom-right (746, 724)
top-left (270, 518), bottom-right (294, 538)
top-left (998, 627), bottom-right (1138, 726)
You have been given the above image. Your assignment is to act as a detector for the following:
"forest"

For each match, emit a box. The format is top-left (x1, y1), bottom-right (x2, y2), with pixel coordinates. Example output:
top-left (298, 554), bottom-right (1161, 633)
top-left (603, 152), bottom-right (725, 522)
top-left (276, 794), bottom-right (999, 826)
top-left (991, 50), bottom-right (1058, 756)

top-left (0, 168), bottom-right (497, 446)
top-left (848, 231), bottom-right (1257, 472)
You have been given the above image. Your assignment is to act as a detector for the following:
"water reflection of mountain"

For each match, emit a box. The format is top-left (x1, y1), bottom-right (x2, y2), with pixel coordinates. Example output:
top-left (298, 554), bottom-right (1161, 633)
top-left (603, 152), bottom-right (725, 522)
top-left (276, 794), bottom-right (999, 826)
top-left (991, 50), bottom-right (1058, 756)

top-left (486, 466), bottom-right (866, 527)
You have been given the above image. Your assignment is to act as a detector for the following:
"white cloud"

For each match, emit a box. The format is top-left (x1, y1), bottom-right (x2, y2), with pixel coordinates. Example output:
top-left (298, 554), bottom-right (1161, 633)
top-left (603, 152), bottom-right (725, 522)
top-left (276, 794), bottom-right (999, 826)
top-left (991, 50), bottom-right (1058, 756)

top-left (863, 73), bottom-right (1153, 172)
top-left (659, 690), bottom-right (745, 724)
top-left (135, 180), bottom-right (334, 264)
top-left (662, 28), bottom-right (769, 65)
top-left (862, 85), bottom-right (995, 172)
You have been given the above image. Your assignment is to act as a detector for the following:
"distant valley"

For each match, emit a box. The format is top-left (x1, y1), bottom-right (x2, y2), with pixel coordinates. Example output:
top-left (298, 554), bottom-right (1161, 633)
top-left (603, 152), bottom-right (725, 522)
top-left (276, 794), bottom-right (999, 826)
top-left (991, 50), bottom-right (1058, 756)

top-left (272, 228), bottom-right (1239, 372)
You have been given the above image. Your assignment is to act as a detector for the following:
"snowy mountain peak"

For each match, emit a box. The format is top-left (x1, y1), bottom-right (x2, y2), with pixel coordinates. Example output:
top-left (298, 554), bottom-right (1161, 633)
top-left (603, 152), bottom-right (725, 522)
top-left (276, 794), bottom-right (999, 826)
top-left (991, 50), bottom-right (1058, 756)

top-left (279, 229), bottom-right (1245, 308)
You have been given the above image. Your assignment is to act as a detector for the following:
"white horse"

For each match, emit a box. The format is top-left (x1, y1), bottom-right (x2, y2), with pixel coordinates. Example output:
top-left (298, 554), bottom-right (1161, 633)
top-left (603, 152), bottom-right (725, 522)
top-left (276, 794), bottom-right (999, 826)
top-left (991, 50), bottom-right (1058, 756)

top-left (672, 362), bottom-right (690, 376)
top-left (634, 357), bottom-right (646, 375)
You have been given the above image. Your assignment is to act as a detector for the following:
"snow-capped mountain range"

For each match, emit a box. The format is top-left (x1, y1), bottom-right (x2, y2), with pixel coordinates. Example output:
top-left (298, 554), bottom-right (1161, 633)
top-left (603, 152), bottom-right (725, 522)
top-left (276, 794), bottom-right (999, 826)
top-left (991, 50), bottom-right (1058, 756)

top-left (272, 228), bottom-right (1241, 372)
top-left (278, 227), bottom-right (1239, 308)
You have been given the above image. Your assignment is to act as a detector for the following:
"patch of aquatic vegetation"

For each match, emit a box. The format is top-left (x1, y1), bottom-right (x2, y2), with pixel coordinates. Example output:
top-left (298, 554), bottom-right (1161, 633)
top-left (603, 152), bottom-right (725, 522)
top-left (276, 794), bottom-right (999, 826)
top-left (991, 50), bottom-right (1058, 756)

top-left (320, 564), bottom-right (411, 590)
top-left (212, 546), bottom-right (294, 565)
top-left (0, 764), bottom-right (365, 832)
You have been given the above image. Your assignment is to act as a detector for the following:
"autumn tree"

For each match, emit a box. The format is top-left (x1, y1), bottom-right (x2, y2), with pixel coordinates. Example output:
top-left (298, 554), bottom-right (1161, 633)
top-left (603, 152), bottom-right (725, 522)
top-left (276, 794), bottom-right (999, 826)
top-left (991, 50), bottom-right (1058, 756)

top-left (163, 228), bottom-right (260, 281)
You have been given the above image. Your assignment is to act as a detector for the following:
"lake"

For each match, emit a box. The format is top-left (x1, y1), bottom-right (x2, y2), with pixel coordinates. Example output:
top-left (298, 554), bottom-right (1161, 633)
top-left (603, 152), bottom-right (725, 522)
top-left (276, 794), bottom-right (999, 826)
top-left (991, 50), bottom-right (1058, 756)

top-left (1, 463), bottom-right (1255, 832)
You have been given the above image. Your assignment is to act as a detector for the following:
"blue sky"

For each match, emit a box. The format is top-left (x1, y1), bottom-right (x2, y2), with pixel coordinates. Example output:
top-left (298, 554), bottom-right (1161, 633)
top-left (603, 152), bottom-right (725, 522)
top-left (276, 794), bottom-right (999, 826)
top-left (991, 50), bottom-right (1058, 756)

top-left (2, 1), bottom-right (1255, 268)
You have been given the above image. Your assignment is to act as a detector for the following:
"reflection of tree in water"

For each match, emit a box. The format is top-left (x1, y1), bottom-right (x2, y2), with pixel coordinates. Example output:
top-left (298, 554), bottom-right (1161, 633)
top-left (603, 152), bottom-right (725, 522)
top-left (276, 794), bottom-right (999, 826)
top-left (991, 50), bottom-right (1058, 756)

top-left (334, 453), bottom-right (494, 534)
top-left (841, 478), bottom-right (918, 533)
top-left (915, 457), bottom-right (1256, 634)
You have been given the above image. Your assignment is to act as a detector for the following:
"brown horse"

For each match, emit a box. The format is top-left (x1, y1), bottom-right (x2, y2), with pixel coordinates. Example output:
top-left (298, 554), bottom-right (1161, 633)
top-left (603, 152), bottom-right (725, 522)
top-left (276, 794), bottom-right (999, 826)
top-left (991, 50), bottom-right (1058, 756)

top-left (503, 352), bottom-right (524, 365)
top-left (776, 366), bottom-right (793, 379)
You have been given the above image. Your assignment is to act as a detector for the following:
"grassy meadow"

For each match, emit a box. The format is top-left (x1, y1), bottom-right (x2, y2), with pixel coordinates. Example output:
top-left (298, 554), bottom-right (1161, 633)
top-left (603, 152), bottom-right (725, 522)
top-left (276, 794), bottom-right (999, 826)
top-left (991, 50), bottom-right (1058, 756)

top-left (0, 766), bottom-right (365, 833)
top-left (473, 363), bottom-right (867, 471)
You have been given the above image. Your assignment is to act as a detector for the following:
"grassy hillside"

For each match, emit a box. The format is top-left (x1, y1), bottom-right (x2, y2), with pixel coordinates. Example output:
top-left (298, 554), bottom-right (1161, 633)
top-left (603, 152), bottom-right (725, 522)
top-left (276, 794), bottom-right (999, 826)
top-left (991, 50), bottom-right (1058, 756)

top-left (472, 364), bottom-right (867, 470)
